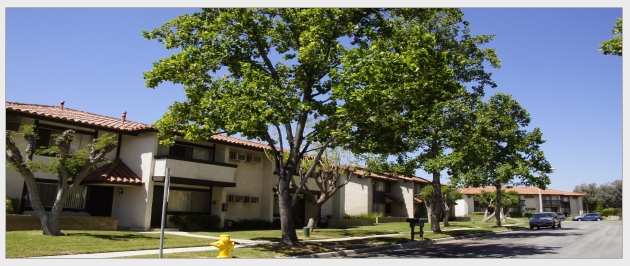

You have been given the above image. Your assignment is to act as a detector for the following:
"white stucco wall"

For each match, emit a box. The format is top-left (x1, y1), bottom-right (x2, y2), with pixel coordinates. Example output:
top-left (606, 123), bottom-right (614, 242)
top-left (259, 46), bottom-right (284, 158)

top-left (390, 180), bottom-right (414, 217)
top-left (112, 132), bottom-right (158, 230)
top-left (343, 177), bottom-right (370, 215)
top-left (222, 146), bottom-right (269, 221)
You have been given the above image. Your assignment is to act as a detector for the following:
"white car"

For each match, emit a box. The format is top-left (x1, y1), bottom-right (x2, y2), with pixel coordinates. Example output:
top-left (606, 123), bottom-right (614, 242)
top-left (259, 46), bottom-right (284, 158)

top-left (556, 212), bottom-right (566, 221)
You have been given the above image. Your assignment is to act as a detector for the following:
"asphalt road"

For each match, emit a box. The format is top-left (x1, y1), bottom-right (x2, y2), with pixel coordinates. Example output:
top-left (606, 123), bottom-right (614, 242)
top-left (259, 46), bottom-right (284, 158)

top-left (342, 221), bottom-right (623, 259)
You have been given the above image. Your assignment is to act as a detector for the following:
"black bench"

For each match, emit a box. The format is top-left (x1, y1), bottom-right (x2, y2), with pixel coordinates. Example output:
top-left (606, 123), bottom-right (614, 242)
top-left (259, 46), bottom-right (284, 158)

top-left (406, 218), bottom-right (428, 241)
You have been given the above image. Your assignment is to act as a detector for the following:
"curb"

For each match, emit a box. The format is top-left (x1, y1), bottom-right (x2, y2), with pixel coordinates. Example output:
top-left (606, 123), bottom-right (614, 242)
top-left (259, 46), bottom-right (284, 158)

top-left (293, 227), bottom-right (527, 258)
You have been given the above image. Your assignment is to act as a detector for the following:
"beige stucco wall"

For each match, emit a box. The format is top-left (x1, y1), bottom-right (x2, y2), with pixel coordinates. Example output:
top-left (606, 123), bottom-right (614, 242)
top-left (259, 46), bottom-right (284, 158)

top-left (343, 177), bottom-right (370, 215)
top-left (390, 180), bottom-right (413, 217)
top-left (455, 197), bottom-right (474, 217)
top-left (222, 146), bottom-right (271, 221)
top-left (112, 132), bottom-right (158, 230)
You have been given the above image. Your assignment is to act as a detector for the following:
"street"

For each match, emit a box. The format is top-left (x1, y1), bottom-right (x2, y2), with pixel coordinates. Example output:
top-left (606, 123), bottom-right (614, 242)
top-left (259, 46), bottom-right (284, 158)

top-left (342, 221), bottom-right (623, 258)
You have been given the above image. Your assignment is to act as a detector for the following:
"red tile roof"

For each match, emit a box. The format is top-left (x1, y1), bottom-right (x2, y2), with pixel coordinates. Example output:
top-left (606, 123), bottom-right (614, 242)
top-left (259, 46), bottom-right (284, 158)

top-left (6, 101), bottom-right (273, 150)
top-left (6, 102), bottom-right (152, 132)
top-left (83, 158), bottom-right (143, 185)
top-left (459, 186), bottom-right (585, 196)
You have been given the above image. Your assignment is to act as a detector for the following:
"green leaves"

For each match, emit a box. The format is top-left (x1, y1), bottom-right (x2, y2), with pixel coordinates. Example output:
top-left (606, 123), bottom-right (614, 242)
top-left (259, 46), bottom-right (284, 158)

top-left (599, 18), bottom-right (622, 56)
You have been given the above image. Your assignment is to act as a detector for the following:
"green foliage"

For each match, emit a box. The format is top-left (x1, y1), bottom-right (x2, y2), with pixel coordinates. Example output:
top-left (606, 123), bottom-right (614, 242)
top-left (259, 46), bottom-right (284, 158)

top-left (598, 208), bottom-right (622, 217)
top-left (471, 212), bottom-right (486, 215)
top-left (344, 212), bottom-right (387, 221)
top-left (6, 197), bottom-right (19, 214)
top-left (599, 18), bottom-right (622, 56)
top-left (524, 213), bottom-right (533, 218)
top-left (449, 93), bottom-right (553, 190)
top-left (169, 214), bottom-right (221, 230)
top-left (508, 212), bottom-right (522, 218)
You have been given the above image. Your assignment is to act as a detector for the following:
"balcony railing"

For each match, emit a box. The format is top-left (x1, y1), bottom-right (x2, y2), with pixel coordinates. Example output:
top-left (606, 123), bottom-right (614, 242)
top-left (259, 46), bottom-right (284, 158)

top-left (542, 200), bottom-right (562, 206)
top-left (153, 156), bottom-right (237, 184)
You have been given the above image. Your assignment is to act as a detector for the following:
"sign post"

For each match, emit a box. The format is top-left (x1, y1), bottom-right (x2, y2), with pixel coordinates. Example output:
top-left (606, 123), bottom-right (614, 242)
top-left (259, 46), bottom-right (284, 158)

top-left (159, 168), bottom-right (171, 258)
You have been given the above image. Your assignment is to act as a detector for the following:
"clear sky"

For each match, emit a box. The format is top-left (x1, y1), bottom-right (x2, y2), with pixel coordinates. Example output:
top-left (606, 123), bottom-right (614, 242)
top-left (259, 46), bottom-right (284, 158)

top-left (2, 4), bottom-right (624, 193)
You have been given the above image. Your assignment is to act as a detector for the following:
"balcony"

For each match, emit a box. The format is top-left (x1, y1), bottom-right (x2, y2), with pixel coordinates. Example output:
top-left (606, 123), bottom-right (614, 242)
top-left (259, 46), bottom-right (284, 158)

top-left (542, 200), bottom-right (562, 206)
top-left (153, 156), bottom-right (237, 186)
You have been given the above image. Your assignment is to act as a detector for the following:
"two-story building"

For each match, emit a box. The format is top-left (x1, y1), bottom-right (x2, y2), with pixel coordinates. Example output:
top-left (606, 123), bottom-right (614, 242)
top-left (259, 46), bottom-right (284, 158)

top-left (454, 186), bottom-right (585, 217)
top-left (6, 101), bottom-right (434, 230)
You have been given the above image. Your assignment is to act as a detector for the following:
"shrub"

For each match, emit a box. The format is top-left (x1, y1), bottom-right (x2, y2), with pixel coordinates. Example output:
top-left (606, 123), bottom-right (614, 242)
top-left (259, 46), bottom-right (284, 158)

top-left (508, 212), bottom-right (522, 218)
top-left (524, 213), bottom-right (533, 218)
top-left (471, 212), bottom-right (486, 215)
top-left (600, 208), bottom-right (622, 217)
top-left (169, 214), bottom-right (220, 230)
top-left (229, 218), bottom-right (280, 230)
top-left (6, 197), bottom-right (19, 214)
top-left (344, 212), bottom-right (386, 221)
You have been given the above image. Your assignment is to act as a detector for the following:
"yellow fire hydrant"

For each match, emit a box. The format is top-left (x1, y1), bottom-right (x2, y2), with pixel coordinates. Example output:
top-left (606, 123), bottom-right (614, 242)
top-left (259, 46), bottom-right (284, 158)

top-left (210, 235), bottom-right (235, 258)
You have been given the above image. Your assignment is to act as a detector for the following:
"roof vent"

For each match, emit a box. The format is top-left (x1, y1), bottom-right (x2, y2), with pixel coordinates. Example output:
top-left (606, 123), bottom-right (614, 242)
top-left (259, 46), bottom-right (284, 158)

top-left (60, 100), bottom-right (65, 110)
top-left (122, 111), bottom-right (127, 124)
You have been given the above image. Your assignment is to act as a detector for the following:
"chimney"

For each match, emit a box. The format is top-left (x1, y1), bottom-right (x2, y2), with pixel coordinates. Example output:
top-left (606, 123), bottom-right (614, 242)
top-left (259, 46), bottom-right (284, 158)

top-left (60, 101), bottom-right (65, 110)
top-left (122, 111), bottom-right (127, 124)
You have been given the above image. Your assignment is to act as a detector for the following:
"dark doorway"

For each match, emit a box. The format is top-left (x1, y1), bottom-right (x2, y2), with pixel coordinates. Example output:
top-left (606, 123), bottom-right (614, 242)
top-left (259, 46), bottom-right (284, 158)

top-left (150, 186), bottom-right (164, 228)
top-left (293, 194), bottom-right (306, 228)
top-left (85, 186), bottom-right (113, 216)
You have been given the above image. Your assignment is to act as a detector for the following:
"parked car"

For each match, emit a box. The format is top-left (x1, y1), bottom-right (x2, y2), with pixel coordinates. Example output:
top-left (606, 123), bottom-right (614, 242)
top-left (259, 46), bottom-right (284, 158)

top-left (529, 212), bottom-right (561, 229)
top-left (556, 212), bottom-right (566, 221)
top-left (572, 213), bottom-right (603, 221)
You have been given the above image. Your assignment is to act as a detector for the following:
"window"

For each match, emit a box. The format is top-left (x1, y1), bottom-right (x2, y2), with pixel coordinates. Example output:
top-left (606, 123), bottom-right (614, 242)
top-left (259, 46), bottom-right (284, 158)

top-left (413, 183), bottom-right (422, 195)
top-left (24, 183), bottom-right (87, 209)
top-left (35, 127), bottom-right (93, 153)
top-left (167, 190), bottom-right (209, 213)
top-left (373, 203), bottom-right (386, 213)
top-left (524, 195), bottom-right (536, 199)
top-left (373, 180), bottom-right (385, 192)
top-left (170, 143), bottom-right (213, 161)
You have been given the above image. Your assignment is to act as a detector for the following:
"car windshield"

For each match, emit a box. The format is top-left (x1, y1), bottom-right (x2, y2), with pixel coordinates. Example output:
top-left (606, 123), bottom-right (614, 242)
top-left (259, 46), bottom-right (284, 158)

top-left (532, 213), bottom-right (552, 218)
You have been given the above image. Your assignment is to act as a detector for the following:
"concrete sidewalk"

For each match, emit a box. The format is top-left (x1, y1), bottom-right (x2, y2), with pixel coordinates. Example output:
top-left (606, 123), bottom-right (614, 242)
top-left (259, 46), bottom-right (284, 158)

top-left (29, 225), bottom-right (526, 259)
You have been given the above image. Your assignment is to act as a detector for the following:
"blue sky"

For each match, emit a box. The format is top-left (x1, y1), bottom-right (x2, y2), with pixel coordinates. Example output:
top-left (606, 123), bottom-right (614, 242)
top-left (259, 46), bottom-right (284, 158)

top-left (2, 6), bottom-right (624, 193)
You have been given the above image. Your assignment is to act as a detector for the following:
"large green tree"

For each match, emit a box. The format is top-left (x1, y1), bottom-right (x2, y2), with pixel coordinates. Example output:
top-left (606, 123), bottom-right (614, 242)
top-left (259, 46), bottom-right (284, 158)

top-left (599, 18), bottom-right (622, 56)
top-left (573, 183), bottom-right (599, 213)
top-left (143, 8), bottom-right (463, 245)
top-left (346, 11), bottom-right (500, 233)
top-left (5, 125), bottom-right (117, 236)
top-left (449, 93), bottom-right (553, 226)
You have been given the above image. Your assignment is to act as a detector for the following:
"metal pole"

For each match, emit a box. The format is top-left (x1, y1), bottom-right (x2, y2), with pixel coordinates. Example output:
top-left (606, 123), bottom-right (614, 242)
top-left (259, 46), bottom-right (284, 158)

top-left (159, 168), bottom-right (171, 258)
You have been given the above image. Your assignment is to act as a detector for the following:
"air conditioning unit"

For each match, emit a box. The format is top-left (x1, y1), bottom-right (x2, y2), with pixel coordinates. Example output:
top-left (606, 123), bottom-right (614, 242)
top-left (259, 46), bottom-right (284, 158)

top-left (250, 197), bottom-right (260, 204)
top-left (234, 196), bottom-right (245, 202)
top-left (246, 155), bottom-right (262, 164)
top-left (229, 152), bottom-right (247, 161)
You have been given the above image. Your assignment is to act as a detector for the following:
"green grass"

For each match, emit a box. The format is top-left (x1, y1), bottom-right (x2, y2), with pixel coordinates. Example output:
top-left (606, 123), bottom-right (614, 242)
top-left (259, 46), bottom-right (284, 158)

top-left (5, 230), bottom-right (214, 258)
top-left (6, 217), bottom-right (529, 258)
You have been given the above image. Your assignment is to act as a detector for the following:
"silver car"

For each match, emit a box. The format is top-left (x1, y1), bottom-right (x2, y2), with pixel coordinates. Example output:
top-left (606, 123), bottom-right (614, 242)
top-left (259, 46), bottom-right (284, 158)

top-left (556, 212), bottom-right (566, 221)
top-left (529, 212), bottom-right (561, 229)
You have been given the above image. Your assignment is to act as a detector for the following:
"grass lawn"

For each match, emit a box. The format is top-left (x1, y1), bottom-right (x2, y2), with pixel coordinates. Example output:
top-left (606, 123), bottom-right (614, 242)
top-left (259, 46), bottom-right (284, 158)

top-left (6, 216), bottom-right (529, 258)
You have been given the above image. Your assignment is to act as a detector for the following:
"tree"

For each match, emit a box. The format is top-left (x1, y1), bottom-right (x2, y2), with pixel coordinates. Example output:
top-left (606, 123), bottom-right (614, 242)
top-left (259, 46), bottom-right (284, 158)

top-left (574, 183), bottom-right (598, 213)
top-left (598, 180), bottom-right (622, 209)
top-left (599, 18), bottom-right (622, 56)
top-left (441, 185), bottom-right (463, 226)
top-left (449, 93), bottom-right (553, 226)
top-left (143, 8), bottom-right (463, 245)
top-left (5, 125), bottom-right (117, 236)
top-left (474, 189), bottom-right (519, 223)
top-left (347, 9), bottom-right (500, 233)
top-left (293, 147), bottom-right (357, 232)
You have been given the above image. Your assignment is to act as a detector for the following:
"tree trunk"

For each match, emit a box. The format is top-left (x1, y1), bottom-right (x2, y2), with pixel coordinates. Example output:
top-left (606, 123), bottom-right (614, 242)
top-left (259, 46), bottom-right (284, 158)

top-left (443, 204), bottom-right (451, 226)
top-left (483, 210), bottom-right (496, 222)
top-left (428, 133), bottom-right (443, 232)
top-left (277, 174), bottom-right (299, 246)
top-left (424, 200), bottom-right (433, 223)
top-left (500, 208), bottom-right (507, 224)
top-left (305, 202), bottom-right (321, 233)
top-left (494, 185), bottom-right (502, 226)
top-left (482, 198), bottom-right (493, 222)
